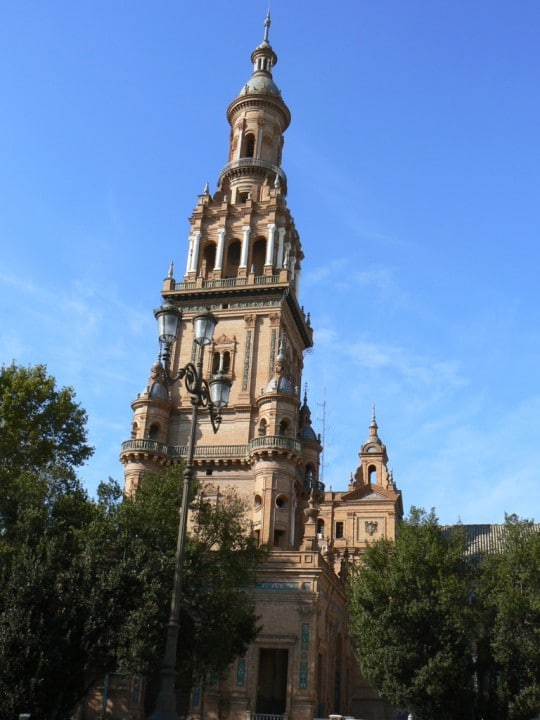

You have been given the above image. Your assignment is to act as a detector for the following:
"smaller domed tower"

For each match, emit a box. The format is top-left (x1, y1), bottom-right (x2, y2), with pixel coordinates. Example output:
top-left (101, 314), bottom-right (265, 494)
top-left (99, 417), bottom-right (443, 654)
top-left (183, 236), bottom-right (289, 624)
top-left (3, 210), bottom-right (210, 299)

top-left (351, 406), bottom-right (393, 490)
top-left (122, 362), bottom-right (172, 494)
top-left (318, 410), bottom-right (403, 568)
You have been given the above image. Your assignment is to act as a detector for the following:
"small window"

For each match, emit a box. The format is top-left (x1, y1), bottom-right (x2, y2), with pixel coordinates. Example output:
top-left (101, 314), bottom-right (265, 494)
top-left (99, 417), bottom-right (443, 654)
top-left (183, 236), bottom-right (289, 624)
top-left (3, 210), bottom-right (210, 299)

top-left (279, 418), bottom-right (289, 436)
top-left (148, 423), bottom-right (159, 440)
top-left (368, 465), bottom-right (377, 484)
top-left (258, 418), bottom-right (267, 436)
top-left (335, 521), bottom-right (344, 539)
top-left (275, 495), bottom-right (287, 509)
top-left (273, 529), bottom-right (285, 547)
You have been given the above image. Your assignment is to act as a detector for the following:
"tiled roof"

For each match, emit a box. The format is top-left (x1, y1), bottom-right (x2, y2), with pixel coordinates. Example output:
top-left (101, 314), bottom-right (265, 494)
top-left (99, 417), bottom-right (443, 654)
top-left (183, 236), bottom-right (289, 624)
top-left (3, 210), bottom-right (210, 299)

top-left (443, 523), bottom-right (540, 560)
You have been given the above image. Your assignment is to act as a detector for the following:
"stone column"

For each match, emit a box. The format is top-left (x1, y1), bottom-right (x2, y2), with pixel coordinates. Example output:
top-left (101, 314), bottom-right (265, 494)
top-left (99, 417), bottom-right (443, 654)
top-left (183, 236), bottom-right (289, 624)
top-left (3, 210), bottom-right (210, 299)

top-left (266, 223), bottom-right (276, 268)
top-left (240, 225), bottom-right (251, 269)
top-left (216, 228), bottom-right (226, 271)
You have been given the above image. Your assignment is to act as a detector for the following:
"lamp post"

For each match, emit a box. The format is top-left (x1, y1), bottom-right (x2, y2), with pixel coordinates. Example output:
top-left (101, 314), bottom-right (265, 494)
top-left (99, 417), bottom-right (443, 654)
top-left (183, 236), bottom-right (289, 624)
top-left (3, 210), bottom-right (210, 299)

top-left (149, 305), bottom-right (231, 720)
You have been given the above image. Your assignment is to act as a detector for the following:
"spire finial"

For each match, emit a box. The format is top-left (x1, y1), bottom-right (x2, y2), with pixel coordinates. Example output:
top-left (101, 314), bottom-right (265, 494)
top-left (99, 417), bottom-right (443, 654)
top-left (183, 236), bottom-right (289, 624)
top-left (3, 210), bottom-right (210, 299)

top-left (263, 9), bottom-right (271, 43)
top-left (371, 403), bottom-right (377, 425)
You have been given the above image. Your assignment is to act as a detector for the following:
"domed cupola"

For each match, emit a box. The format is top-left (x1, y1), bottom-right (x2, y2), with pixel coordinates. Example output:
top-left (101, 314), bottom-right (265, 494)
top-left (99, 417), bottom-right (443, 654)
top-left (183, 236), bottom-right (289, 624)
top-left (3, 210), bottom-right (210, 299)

top-left (219, 11), bottom-right (291, 198)
top-left (238, 12), bottom-right (281, 99)
top-left (360, 405), bottom-right (385, 452)
top-left (140, 361), bottom-right (169, 401)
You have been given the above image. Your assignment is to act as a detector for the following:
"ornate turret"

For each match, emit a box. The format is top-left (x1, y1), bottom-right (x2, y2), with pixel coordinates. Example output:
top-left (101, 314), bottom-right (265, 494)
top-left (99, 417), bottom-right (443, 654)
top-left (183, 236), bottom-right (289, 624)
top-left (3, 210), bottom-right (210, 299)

top-left (351, 406), bottom-right (392, 489)
top-left (219, 11), bottom-right (291, 199)
top-left (121, 361), bottom-right (172, 494)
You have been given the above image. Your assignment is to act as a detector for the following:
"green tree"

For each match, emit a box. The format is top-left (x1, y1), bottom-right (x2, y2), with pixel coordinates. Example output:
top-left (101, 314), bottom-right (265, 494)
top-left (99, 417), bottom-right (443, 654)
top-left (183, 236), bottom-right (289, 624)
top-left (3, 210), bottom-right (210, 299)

top-left (0, 365), bottom-right (266, 718)
top-left (478, 515), bottom-right (540, 720)
top-left (348, 508), bottom-right (476, 720)
top-left (103, 468), bottom-right (268, 711)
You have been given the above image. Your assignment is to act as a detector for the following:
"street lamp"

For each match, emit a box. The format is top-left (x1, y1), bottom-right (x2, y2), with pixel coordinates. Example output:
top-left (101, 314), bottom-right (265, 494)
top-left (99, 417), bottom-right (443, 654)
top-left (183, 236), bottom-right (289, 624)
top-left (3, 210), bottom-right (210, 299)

top-left (149, 304), bottom-right (231, 720)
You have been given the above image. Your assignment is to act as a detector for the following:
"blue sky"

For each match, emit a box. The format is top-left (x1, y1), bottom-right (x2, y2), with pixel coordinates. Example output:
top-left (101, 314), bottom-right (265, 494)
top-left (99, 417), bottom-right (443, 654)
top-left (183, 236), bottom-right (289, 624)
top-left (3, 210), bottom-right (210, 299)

top-left (1, 2), bottom-right (539, 524)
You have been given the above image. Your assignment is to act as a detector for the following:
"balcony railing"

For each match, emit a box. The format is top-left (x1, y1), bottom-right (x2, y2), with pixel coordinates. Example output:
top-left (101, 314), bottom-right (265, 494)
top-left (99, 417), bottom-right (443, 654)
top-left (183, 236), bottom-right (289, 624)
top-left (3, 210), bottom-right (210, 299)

top-left (248, 435), bottom-right (302, 455)
top-left (122, 437), bottom-right (304, 460)
top-left (173, 274), bottom-right (282, 292)
top-left (218, 158), bottom-right (287, 188)
top-left (120, 440), bottom-right (248, 461)
top-left (121, 439), bottom-right (168, 455)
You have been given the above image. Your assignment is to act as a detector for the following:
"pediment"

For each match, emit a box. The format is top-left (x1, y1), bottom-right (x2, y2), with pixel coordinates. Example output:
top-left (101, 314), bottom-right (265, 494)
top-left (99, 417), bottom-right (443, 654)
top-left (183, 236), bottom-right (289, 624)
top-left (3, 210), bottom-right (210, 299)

top-left (342, 483), bottom-right (399, 503)
top-left (214, 333), bottom-right (235, 345)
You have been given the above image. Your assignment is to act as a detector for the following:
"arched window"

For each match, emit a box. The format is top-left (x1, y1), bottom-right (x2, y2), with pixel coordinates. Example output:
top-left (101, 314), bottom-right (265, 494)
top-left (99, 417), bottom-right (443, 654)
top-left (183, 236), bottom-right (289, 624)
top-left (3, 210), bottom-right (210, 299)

top-left (148, 423), bottom-right (160, 440)
top-left (212, 350), bottom-right (231, 374)
top-left (201, 243), bottom-right (216, 277)
top-left (131, 422), bottom-right (138, 439)
top-left (258, 418), bottom-right (267, 436)
top-left (317, 518), bottom-right (325, 537)
top-left (368, 465), bottom-right (377, 485)
top-left (225, 240), bottom-right (241, 277)
top-left (242, 133), bottom-right (255, 158)
top-left (279, 418), bottom-right (289, 436)
top-left (251, 237), bottom-right (266, 275)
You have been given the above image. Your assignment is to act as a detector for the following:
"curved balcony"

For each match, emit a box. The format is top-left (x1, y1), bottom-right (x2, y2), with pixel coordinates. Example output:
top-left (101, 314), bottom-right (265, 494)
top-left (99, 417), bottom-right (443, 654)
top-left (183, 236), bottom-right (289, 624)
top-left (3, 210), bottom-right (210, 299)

top-left (120, 439), bottom-right (170, 463)
top-left (218, 158), bottom-right (287, 194)
top-left (248, 435), bottom-right (302, 462)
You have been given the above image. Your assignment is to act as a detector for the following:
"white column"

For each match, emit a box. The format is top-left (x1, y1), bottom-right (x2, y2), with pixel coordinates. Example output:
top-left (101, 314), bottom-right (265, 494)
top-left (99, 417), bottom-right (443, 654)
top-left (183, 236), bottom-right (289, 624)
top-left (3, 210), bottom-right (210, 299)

top-left (189, 231), bottom-right (202, 273)
top-left (277, 227), bottom-right (286, 268)
top-left (215, 228), bottom-right (226, 270)
top-left (240, 225), bottom-right (250, 269)
top-left (265, 223), bottom-right (276, 267)
top-left (185, 235), bottom-right (193, 275)
top-left (236, 129), bottom-right (244, 160)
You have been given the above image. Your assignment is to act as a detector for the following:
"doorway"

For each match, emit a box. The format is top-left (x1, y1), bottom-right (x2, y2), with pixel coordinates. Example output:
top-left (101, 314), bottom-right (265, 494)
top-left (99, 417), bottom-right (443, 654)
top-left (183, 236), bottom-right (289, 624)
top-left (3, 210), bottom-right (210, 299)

top-left (256, 648), bottom-right (288, 714)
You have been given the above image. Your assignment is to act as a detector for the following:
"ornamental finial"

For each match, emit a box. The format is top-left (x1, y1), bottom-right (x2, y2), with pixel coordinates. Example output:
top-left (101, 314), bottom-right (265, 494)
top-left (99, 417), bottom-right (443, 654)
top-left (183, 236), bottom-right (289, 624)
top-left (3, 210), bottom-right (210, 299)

top-left (263, 9), bottom-right (271, 43)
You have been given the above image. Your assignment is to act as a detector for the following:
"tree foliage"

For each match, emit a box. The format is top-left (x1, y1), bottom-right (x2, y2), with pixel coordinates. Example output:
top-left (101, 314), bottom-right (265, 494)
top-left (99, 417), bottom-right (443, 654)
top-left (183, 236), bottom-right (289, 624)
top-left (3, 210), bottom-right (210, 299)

top-left (348, 508), bottom-right (476, 720)
top-left (106, 467), bottom-right (268, 705)
top-left (348, 508), bottom-right (540, 720)
top-left (477, 515), bottom-right (540, 720)
top-left (0, 363), bottom-right (267, 719)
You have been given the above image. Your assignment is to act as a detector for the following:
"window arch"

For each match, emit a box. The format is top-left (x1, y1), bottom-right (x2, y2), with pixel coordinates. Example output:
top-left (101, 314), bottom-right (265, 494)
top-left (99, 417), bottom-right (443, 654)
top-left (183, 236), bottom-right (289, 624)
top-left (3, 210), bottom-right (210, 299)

top-left (258, 418), bottom-right (267, 436)
top-left (368, 465), bottom-right (377, 485)
top-left (212, 350), bottom-right (231, 375)
top-left (201, 242), bottom-right (216, 277)
top-left (225, 240), bottom-right (241, 278)
top-left (242, 132), bottom-right (255, 159)
top-left (251, 237), bottom-right (266, 275)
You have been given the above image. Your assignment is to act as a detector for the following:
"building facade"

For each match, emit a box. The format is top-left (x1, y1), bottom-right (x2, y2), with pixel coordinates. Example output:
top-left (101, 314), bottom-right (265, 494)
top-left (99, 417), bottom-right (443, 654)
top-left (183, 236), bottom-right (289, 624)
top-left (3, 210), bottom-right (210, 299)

top-left (118, 15), bottom-right (402, 720)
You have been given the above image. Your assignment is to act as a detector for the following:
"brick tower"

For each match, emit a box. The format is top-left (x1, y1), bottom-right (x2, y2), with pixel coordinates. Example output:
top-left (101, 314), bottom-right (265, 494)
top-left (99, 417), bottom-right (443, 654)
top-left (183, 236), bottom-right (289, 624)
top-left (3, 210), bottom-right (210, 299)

top-left (119, 14), bottom-right (402, 720)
